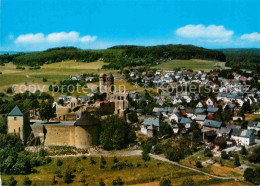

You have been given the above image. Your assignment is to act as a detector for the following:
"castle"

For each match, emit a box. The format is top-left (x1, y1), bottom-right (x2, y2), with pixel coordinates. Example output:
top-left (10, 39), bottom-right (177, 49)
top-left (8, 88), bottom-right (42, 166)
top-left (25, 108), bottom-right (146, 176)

top-left (7, 73), bottom-right (129, 149)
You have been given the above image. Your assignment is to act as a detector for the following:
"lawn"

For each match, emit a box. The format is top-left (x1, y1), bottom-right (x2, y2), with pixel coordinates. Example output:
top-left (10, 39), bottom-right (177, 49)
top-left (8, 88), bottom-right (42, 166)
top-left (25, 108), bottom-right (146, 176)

top-left (0, 61), bottom-right (116, 92)
top-left (153, 59), bottom-right (225, 71)
top-left (1, 156), bottom-right (247, 185)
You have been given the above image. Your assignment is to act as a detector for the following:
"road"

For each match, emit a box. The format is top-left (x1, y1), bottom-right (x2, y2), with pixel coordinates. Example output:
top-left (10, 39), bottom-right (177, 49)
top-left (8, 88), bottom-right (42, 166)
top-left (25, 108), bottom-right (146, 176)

top-left (49, 150), bottom-right (242, 180)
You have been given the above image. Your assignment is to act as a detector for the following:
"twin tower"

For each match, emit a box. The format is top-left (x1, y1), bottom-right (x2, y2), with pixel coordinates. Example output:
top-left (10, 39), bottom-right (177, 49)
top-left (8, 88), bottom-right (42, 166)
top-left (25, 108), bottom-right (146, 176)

top-left (99, 73), bottom-right (114, 100)
top-left (99, 73), bottom-right (129, 116)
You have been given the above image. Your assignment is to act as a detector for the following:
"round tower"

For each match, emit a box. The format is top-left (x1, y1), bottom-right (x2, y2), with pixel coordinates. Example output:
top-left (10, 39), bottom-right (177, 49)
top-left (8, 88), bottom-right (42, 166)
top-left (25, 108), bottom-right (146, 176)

top-left (107, 73), bottom-right (114, 99)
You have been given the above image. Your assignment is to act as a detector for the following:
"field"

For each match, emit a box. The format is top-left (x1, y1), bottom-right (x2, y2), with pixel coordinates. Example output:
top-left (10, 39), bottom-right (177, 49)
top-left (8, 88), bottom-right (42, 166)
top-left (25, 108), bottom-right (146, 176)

top-left (0, 61), bottom-right (115, 92)
top-left (153, 59), bottom-right (226, 71)
top-left (1, 156), bottom-right (248, 186)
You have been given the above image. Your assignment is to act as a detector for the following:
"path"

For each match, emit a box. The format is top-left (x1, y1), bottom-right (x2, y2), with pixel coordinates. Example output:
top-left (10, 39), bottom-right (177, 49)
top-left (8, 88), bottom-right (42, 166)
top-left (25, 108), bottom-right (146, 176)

top-left (149, 154), bottom-right (243, 180)
top-left (49, 150), bottom-right (242, 180)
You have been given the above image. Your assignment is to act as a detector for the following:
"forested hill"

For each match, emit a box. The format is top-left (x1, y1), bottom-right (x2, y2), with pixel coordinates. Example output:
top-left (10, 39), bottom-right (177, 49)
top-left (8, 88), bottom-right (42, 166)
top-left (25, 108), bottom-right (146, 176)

top-left (218, 48), bottom-right (260, 70)
top-left (0, 45), bottom-right (226, 69)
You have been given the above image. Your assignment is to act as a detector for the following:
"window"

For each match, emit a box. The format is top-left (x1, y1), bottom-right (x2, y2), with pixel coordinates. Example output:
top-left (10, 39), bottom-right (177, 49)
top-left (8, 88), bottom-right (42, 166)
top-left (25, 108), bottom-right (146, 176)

top-left (14, 117), bottom-right (17, 120)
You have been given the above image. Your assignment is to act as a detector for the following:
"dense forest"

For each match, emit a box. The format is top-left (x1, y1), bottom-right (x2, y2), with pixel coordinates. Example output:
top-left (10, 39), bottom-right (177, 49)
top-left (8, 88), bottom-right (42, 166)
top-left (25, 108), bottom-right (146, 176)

top-left (0, 45), bottom-right (259, 70)
top-left (218, 48), bottom-right (260, 71)
top-left (0, 45), bottom-right (225, 69)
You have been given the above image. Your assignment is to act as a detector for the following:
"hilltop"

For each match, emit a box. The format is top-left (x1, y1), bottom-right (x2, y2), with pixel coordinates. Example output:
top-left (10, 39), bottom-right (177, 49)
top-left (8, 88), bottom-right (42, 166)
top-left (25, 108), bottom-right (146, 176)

top-left (0, 45), bottom-right (225, 69)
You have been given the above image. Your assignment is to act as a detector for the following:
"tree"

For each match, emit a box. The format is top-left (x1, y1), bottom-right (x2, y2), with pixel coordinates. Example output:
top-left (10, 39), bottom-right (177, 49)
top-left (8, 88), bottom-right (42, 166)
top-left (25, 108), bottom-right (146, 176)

top-left (234, 154), bottom-right (241, 166)
top-left (100, 116), bottom-right (136, 150)
top-left (244, 168), bottom-right (255, 182)
top-left (63, 167), bottom-right (73, 184)
top-left (112, 177), bottom-right (124, 186)
top-left (51, 176), bottom-right (57, 185)
top-left (221, 151), bottom-right (229, 160)
top-left (159, 177), bottom-right (172, 186)
top-left (56, 159), bottom-right (63, 166)
top-left (204, 148), bottom-right (213, 157)
top-left (6, 176), bottom-right (17, 186)
top-left (240, 146), bottom-right (248, 155)
top-left (23, 176), bottom-right (32, 186)
top-left (196, 161), bottom-right (203, 168)
top-left (39, 101), bottom-right (56, 122)
top-left (182, 178), bottom-right (195, 186)
top-left (99, 179), bottom-right (106, 186)
top-left (0, 116), bottom-right (7, 134)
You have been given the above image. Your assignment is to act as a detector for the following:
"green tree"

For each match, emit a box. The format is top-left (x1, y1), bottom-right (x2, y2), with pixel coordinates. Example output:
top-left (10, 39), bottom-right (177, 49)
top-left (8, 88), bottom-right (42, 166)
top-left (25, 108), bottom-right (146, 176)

top-left (112, 177), bottom-right (124, 186)
top-left (6, 176), bottom-right (17, 186)
top-left (240, 146), bottom-right (248, 155)
top-left (39, 101), bottom-right (56, 122)
top-left (100, 116), bottom-right (136, 150)
top-left (204, 148), bottom-right (213, 157)
top-left (159, 177), bottom-right (172, 186)
top-left (23, 176), bottom-right (32, 186)
top-left (63, 167), bottom-right (73, 184)
top-left (196, 161), bottom-right (203, 168)
top-left (234, 154), bottom-right (241, 166)
top-left (244, 168), bottom-right (255, 182)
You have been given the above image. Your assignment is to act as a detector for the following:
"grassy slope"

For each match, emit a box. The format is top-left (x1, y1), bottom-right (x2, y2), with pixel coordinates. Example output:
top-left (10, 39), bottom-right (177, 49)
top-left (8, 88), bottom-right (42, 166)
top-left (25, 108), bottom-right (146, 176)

top-left (152, 59), bottom-right (226, 71)
top-left (1, 156), bottom-right (247, 185)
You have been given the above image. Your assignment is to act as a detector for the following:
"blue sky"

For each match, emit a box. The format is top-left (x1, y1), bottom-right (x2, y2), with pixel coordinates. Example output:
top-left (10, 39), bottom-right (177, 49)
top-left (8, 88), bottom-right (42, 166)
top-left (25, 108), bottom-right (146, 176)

top-left (0, 0), bottom-right (259, 51)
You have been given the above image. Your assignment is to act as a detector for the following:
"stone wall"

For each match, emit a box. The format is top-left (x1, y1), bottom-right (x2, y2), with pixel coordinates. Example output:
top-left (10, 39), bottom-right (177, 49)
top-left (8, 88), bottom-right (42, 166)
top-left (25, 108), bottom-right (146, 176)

top-left (44, 125), bottom-right (92, 149)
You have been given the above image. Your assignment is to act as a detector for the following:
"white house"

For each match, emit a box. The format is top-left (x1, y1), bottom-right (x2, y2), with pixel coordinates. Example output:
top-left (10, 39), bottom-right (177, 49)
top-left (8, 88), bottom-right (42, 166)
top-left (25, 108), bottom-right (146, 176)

top-left (231, 129), bottom-right (255, 146)
top-left (206, 98), bottom-right (214, 107)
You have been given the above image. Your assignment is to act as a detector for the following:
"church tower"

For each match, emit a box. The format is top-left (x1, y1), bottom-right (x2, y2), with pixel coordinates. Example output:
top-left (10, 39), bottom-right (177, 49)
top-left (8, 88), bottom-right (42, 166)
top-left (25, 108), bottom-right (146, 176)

top-left (107, 73), bottom-right (114, 100)
top-left (7, 105), bottom-right (25, 141)
top-left (99, 73), bottom-right (107, 93)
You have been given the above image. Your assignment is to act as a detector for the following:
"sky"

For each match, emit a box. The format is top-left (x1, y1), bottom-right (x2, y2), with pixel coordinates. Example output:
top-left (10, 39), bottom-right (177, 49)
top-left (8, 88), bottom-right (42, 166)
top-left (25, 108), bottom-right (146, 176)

top-left (0, 0), bottom-right (260, 51)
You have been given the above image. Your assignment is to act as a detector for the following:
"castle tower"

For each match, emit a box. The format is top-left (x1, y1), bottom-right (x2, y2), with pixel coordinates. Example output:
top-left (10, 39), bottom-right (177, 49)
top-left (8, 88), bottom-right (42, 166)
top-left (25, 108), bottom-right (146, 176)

top-left (107, 73), bottom-right (114, 100)
top-left (7, 105), bottom-right (25, 141)
top-left (99, 73), bottom-right (107, 93)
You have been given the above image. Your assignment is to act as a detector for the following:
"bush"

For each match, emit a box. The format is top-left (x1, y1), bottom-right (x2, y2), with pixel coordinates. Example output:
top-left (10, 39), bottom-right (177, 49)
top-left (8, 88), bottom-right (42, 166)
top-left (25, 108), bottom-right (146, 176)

top-left (99, 179), bottom-right (106, 186)
top-left (234, 154), bottom-right (241, 166)
top-left (6, 176), bottom-right (17, 186)
top-left (159, 177), bottom-right (172, 186)
top-left (56, 159), bottom-right (63, 166)
top-left (23, 176), bottom-right (32, 186)
top-left (196, 161), bottom-right (203, 168)
top-left (51, 176), bottom-right (57, 185)
top-left (182, 177), bottom-right (195, 186)
top-left (81, 155), bottom-right (87, 160)
top-left (75, 157), bottom-right (81, 162)
top-left (63, 167), bottom-right (74, 184)
top-left (112, 177), bottom-right (124, 186)
top-left (113, 156), bottom-right (119, 163)
top-left (204, 148), bottom-right (213, 157)
top-left (240, 146), bottom-right (248, 155)
top-left (153, 144), bottom-right (163, 154)
top-left (221, 151), bottom-right (229, 160)
top-left (6, 87), bottom-right (14, 94)
top-left (90, 157), bottom-right (96, 164)
top-left (101, 156), bottom-right (106, 164)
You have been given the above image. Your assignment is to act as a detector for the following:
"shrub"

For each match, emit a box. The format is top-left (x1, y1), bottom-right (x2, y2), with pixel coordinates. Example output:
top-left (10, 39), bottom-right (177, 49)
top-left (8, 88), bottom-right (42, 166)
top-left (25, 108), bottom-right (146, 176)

top-left (63, 167), bottom-right (74, 184)
top-left (204, 148), bottom-right (213, 157)
top-left (182, 178), bottom-right (195, 186)
top-left (234, 154), bottom-right (241, 166)
top-left (51, 176), bottom-right (57, 185)
top-left (240, 146), bottom-right (248, 155)
top-left (75, 157), bottom-right (81, 162)
top-left (6, 176), bottom-right (17, 186)
top-left (101, 156), bottom-right (106, 164)
top-left (81, 155), bottom-right (87, 160)
top-left (113, 156), bottom-right (119, 163)
top-left (159, 177), bottom-right (172, 186)
top-left (153, 144), bottom-right (163, 154)
top-left (112, 177), bottom-right (124, 186)
top-left (196, 161), bottom-right (203, 168)
top-left (99, 179), bottom-right (106, 186)
top-left (56, 159), bottom-right (63, 166)
top-left (221, 151), bottom-right (229, 160)
top-left (90, 157), bottom-right (96, 164)
top-left (23, 176), bottom-right (32, 186)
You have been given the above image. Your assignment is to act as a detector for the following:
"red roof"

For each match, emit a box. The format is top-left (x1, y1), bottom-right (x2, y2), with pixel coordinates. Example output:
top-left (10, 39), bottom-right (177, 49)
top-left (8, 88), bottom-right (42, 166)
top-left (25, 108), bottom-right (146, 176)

top-left (99, 100), bottom-right (110, 104)
top-left (207, 114), bottom-right (214, 119)
top-left (181, 110), bottom-right (187, 116)
top-left (214, 104), bottom-right (218, 108)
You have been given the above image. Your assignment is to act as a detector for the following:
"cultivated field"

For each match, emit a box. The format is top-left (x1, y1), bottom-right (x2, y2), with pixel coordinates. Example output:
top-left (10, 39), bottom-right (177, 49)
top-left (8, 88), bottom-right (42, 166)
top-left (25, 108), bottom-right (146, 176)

top-left (153, 59), bottom-right (226, 71)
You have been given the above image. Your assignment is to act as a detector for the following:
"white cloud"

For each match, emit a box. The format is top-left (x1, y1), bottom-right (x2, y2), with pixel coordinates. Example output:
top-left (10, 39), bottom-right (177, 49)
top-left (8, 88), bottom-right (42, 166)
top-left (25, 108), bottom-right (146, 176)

top-left (176, 24), bottom-right (234, 41)
top-left (16, 33), bottom-right (45, 43)
top-left (240, 32), bottom-right (260, 42)
top-left (15, 31), bottom-right (97, 44)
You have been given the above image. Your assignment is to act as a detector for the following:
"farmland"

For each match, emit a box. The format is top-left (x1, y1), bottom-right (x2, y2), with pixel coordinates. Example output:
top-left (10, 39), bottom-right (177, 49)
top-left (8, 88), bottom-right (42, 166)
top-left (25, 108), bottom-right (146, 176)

top-left (1, 155), bottom-right (248, 185)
